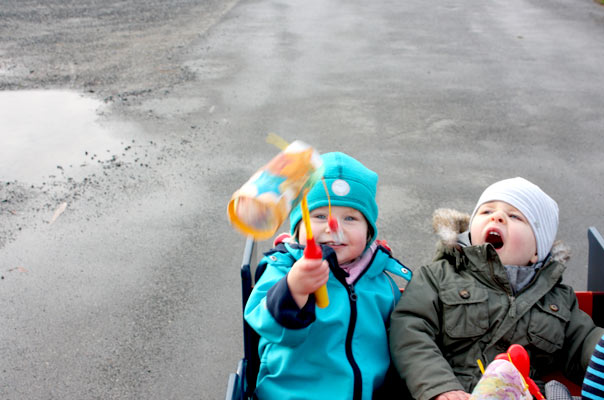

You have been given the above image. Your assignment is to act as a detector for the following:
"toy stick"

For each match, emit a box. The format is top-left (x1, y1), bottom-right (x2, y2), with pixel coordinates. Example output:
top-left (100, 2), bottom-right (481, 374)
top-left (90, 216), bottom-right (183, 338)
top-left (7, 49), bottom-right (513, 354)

top-left (266, 132), bottom-right (289, 150)
top-left (321, 178), bottom-right (344, 243)
top-left (227, 136), bottom-right (327, 305)
top-left (301, 194), bottom-right (329, 308)
top-left (476, 359), bottom-right (485, 375)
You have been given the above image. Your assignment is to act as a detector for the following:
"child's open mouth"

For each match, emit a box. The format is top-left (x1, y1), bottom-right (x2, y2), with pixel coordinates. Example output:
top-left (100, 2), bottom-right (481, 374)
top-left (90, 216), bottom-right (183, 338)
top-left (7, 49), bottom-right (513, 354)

top-left (485, 230), bottom-right (504, 249)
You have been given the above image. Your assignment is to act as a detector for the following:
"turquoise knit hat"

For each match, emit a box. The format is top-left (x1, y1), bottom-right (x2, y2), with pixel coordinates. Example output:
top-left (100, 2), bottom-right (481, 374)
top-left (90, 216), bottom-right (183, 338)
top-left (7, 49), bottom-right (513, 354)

top-left (289, 152), bottom-right (378, 244)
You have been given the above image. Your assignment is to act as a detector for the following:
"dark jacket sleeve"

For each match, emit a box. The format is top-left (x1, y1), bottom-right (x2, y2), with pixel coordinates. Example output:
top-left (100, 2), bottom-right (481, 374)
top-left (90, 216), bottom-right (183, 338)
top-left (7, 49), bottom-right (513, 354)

top-left (389, 262), bottom-right (465, 400)
top-left (560, 287), bottom-right (604, 382)
top-left (266, 275), bottom-right (316, 329)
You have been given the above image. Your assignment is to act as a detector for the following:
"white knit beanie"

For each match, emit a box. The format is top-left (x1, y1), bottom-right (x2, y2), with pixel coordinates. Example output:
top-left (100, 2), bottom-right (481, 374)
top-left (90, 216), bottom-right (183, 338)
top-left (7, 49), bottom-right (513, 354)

top-left (470, 177), bottom-right (559, 263)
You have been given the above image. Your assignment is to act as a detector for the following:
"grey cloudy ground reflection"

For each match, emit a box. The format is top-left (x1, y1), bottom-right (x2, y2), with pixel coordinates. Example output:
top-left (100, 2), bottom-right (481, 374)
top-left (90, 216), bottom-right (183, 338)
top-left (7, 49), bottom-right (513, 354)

top-left (0, 90), bottom-right (139, 184)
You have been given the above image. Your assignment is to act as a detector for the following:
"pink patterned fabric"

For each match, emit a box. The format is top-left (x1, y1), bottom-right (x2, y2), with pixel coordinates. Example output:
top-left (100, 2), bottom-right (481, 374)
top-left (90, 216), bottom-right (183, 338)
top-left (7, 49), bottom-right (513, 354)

top-left (340, 243), bottom-right (377, 285)
top-left (470, 360), bottom-right (532, 400)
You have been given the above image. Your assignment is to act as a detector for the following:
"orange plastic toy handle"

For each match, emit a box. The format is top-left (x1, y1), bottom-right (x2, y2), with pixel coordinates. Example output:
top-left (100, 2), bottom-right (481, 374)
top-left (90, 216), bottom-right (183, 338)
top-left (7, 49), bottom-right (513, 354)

top-left (301, 195), bottom-right (329, 308)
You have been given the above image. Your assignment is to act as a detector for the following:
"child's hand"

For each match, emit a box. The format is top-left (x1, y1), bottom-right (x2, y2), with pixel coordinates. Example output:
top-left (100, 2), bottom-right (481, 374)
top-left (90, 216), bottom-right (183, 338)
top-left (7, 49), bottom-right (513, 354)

top-left (287, 256), bottom-right (329, 309)
top-left (433, 391), bottom-right (471, 400)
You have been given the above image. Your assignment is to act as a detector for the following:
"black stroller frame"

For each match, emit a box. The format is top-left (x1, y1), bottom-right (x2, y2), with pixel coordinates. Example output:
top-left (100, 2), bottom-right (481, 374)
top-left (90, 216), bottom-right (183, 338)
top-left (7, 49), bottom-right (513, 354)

top-left (226, 237), bottom-right (261, 400)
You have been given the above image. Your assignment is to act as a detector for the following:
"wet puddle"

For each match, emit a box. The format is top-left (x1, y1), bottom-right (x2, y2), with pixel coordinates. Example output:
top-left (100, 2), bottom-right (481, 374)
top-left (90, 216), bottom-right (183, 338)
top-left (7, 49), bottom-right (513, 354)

top-left (0, 90), bottom-right (136, 184)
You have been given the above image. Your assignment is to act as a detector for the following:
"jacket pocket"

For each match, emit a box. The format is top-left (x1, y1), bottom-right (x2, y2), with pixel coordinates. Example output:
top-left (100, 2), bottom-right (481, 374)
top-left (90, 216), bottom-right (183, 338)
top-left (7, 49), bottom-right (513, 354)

top-left (440, 286), bottom-right (489, 338)
top-left (527, 300), bottom-right (570, 353)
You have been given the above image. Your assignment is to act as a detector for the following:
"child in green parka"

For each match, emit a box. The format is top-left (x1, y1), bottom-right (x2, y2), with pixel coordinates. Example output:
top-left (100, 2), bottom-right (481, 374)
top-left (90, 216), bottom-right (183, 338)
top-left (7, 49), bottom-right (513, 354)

top-left (389, 177), bottom-right (604, 400)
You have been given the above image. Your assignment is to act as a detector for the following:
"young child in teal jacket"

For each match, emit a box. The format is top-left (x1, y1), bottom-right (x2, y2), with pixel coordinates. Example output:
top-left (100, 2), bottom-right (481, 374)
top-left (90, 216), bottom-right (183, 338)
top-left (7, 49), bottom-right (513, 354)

top-left (244, 152), bottom-right (411, 400)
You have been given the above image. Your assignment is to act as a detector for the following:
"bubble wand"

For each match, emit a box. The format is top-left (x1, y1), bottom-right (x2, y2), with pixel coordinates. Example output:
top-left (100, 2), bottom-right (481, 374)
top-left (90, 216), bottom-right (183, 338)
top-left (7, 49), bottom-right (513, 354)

top-left (268, 133), bottom-right (341, 240)
top-left (300, 191), bottom-right (329, 308)
top-left (267, 133), bottom-right (329, 307)
top-left (227, 134), bottom-right (329, 308)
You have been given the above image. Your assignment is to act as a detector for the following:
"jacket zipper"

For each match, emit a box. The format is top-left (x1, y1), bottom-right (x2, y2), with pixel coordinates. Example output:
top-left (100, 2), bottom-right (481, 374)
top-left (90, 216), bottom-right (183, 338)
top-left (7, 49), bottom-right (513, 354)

top-left (333, 247), bottom-right (377, 400)
top-left (345, 284), bottom-right (362, 400)
top-left (508, 295), bottom-right (516, 318)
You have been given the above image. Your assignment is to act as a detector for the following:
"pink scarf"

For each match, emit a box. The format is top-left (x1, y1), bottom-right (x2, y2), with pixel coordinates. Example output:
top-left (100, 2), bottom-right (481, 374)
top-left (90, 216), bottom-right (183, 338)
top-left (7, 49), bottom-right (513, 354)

top-left (339, 243), bottom-right (377, 285)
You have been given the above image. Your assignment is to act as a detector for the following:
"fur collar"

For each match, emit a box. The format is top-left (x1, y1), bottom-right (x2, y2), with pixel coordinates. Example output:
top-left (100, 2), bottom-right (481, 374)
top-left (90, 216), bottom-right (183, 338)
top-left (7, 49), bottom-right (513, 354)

top-left (432, 208), bottom-right (570, 263)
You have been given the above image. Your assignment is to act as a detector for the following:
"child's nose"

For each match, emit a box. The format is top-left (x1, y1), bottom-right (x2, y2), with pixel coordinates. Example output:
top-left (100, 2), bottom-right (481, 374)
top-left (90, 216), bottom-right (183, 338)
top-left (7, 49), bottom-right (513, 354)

top-left (490, 211), bottom-right (505, 223)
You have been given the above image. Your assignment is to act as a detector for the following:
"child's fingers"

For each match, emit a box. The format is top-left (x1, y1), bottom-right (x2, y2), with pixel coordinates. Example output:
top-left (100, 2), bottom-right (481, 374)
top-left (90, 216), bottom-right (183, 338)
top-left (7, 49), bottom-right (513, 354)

top-left (434, 391), bottom-right (471, 400)
top-left (317, 260), bottom-right (329, 284)
top-left (300, 259), bottom-right (329, 287)
top-left (299, 256), bottom-right (324, 271)
top-left (451, 393), bottom-right (470, 400)
top-left (289, 259), bottom-right (329, 295)
top-left (306, 259), bottom-right (329, 284)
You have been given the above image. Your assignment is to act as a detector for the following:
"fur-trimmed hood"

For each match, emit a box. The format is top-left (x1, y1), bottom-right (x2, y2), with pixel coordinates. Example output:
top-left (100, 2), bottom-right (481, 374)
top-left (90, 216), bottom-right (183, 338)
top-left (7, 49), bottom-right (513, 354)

top-left (432, 208), bottom-right (570, 264)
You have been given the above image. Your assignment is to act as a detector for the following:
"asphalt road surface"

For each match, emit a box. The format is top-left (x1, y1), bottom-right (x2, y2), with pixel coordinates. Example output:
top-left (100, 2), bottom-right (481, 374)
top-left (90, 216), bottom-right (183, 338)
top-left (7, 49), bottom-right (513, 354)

top-left (1, 0), bottom-right (604, 399)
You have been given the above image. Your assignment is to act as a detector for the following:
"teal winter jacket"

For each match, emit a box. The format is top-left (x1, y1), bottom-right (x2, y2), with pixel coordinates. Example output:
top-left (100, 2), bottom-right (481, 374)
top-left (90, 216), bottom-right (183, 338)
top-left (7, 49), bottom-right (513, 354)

top-left (244, 242), bottom-right (411, 400)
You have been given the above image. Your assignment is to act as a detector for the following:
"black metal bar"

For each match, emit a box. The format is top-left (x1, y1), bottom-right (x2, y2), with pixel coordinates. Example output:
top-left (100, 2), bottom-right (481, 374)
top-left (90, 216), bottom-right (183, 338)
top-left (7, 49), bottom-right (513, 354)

top-left (588, 227), bottom-right (604, 292)
top-left (592, 292), bottom-right (604, 328)
top-left (240, 237), bottom-right (258, 398)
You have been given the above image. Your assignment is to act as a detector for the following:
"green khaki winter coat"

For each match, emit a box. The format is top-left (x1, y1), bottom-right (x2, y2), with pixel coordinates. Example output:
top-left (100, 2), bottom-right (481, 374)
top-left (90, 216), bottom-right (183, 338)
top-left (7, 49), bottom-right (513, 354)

top-left (389, 209), bottom-right (604, 400)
